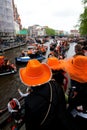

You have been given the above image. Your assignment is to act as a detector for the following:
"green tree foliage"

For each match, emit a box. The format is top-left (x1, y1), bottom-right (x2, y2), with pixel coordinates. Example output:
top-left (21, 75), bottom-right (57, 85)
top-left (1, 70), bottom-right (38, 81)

top-left (45, 27), bottom-right (56, 36)
top-left (79, 7), bottom-right (87, 35)
top-left (82, 0), bottom-right (87, 4)
top-left (79, 0), bottom-right (87, 35)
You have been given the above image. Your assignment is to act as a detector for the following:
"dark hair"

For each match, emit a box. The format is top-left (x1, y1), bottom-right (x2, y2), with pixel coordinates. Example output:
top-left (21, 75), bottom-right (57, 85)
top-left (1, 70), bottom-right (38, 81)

top-left (52, 70), bottom-right (65, 86)
top-left (82, 45), bottom-right (87, 50)
top-left (9, 97), bottom-right (13, 101)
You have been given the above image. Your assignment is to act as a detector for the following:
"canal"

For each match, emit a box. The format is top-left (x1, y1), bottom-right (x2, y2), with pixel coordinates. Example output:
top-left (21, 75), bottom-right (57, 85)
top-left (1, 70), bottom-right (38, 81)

top-left (0, 41), bottom-right (77, 109)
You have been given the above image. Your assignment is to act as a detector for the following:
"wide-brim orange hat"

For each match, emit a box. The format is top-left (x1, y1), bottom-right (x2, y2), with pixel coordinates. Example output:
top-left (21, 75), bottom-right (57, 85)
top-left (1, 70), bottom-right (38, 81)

top-left (19, 59), bottom-right (52, 87)
top-left (46, 56), bottom-right (65, 70)
top-left (63, 56), bottom-right (87, 83)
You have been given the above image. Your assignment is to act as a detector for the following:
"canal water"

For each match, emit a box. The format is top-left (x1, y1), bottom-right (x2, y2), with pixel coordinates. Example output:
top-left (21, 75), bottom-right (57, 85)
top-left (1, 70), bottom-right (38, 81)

top-left (0, 42), bottom-right (76, 109)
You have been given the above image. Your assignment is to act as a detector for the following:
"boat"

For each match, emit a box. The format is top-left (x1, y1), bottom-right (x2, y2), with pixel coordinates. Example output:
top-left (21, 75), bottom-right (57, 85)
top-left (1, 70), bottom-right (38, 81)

top-left (0, 97), bottom-right (25, 130)
top-left (27, 43), bottom-right (48, 55)
top-left (0, 69), bottom-right (17, 76)
top-left (15, 54), bottom-right (46, 64)
top-left (0, 56), bottom-right (17, 76)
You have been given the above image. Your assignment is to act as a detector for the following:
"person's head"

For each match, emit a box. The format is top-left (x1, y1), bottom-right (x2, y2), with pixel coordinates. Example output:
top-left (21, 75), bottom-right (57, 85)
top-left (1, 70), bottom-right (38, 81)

top-left (9, 97), bottom-right (13, 102)
top-left (74, 44), bottom-right (84, 55)
top-left (46, 57), bottom-right (66, 85)
top-left (19, 59), bottom-right (52, 87)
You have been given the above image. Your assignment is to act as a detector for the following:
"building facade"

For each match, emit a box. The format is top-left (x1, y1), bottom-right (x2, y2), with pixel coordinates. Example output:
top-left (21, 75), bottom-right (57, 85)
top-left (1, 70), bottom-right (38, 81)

top-left (0, 0), bottom-right (23, 47)
top-left (28, 25), bottom-right (46, 38)
top-left (12, 0), bottom-right (22, 31)
top-left (0, 0), bottom-right (15, 45)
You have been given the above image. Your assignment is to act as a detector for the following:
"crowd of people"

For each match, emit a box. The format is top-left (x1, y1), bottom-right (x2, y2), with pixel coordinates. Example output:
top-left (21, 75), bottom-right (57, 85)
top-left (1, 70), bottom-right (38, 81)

top-left (7, 43), bottom-right (87, 130)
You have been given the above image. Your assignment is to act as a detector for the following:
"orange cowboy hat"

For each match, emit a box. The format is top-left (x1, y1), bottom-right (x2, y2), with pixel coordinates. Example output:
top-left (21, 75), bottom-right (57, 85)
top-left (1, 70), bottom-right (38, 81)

top-left (46, 56), bottom-right (65, 70)
top-left (63, 56), bottom-right (87, 83)
top-left (19, 59), bottom-right (52, 87)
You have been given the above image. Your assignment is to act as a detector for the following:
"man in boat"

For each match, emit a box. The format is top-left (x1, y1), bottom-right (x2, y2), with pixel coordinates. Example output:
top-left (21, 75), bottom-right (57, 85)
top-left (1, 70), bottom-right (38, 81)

top-left (7, 97), bottom-right (22, 123)
top-left (62, 55), bottom-right (87, 130)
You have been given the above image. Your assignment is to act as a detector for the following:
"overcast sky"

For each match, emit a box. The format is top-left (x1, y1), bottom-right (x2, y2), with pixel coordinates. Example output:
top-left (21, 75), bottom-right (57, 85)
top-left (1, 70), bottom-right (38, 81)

top-left (14, 0), bottom-right (84, 32)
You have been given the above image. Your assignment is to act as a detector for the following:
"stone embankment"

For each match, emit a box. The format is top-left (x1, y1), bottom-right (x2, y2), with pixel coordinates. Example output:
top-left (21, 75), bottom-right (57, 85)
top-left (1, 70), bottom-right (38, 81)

top-left (0, 42), bottom-right (26, 53)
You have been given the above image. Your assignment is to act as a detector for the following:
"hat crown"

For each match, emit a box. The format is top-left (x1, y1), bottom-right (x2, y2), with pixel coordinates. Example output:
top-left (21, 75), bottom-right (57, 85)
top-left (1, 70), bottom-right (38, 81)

top-left (63, 56), bottom-right (87, 83)
top-left (73, 56), bottom-right (87, 68)
top-left (26, 59), bottom-right (44, 77)
top-left (19, 59), bottom-right (52, 86)
top-left (47, 57), bottom-right (59, 66)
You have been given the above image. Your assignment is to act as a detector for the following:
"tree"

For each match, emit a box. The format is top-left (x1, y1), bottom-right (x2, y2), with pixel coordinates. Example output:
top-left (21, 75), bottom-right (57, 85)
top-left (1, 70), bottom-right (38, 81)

top-left (45, 27), bottom-right (56, 36)
top-left (79, 7), bottom-right (87, 35)
top-left (82, 0), bottom-right (87, 4)
top-left (79, 0), bottom-right (87, 35)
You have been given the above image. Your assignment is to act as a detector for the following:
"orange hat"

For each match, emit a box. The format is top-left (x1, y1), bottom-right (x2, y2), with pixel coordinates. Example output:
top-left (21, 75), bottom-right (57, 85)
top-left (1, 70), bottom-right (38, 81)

top-left (19, 59), bottom-right (52, 87)
top-left (63, 56), bottom-right (87, 83)
top-left (46, 56), bottom-right (65, 70)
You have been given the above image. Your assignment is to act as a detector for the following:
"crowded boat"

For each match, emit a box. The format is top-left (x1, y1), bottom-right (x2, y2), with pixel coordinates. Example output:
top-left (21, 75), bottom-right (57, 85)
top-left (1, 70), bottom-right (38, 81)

top-left (0, 56), bottom-right (17, 76)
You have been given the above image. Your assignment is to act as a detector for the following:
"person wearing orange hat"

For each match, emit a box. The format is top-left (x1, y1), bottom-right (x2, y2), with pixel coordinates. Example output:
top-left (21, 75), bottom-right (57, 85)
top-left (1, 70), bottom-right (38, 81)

top-left (62, 55), bottom-right (87, 130)
top-left (19, 59), bottom-right (76, 130)
top-left (46, 56), bottom-right (69, 93)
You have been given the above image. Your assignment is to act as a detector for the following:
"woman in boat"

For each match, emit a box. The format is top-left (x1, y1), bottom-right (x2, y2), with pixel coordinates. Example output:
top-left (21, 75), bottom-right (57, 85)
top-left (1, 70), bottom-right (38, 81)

top-left (19, 59), bottom-right (77, 130)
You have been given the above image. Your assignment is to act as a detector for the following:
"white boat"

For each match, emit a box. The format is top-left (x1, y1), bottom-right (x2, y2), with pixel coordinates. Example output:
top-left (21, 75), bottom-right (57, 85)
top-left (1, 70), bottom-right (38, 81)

top-left (15, 55), bottom-right (45, 64)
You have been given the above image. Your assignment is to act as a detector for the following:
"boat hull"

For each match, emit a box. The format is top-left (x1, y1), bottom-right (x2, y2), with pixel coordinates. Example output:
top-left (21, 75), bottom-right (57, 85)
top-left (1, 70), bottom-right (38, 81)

top-left (0, 70), bottom-right (17, 76)
top-left (15, 55), bottom-right (45, 64)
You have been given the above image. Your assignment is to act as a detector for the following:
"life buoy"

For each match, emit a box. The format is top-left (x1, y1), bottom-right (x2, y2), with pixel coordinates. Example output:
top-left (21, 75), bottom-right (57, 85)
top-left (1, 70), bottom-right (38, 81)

top-left (10, 100), bottom-right (17, 109)
top-left (11, 125), bottom-right (17, 130)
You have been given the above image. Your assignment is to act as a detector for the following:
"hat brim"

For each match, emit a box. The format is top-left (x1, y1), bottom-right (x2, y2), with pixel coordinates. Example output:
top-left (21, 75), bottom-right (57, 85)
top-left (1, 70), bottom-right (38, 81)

top-left (63, 58), bottom-right (87, 83)
top-left (19, 63), bottom-right (52, 87)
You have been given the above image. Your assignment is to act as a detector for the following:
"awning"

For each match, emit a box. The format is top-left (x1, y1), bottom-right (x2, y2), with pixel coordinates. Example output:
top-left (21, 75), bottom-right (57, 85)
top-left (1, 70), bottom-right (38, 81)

top-left (17, 29), bottom-right (28, 35)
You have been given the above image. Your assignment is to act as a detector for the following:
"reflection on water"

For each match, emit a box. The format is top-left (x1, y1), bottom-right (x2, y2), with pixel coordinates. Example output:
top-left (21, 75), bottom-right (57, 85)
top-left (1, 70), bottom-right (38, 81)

top-left (65, 42), bottom-right (77, 58)
top-left (0, 45), bottom-right (28, 109)
top-left (0, 42), bottom-right (76, 109)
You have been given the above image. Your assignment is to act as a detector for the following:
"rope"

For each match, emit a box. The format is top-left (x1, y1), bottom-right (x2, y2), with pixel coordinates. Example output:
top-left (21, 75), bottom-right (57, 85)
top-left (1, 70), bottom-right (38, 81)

top-left (40, 82), bottom-right (52, 125)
